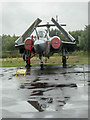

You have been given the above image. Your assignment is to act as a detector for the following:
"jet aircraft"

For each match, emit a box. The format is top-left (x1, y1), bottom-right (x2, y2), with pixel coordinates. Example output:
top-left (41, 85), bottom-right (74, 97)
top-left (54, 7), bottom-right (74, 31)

top-left (15, 18), bottom-right (76, 70)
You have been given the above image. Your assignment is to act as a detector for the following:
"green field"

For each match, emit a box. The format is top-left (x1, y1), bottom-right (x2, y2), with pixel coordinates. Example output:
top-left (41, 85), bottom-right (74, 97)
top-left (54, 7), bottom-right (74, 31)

top-left (0, 54), bottom-right (88, 67)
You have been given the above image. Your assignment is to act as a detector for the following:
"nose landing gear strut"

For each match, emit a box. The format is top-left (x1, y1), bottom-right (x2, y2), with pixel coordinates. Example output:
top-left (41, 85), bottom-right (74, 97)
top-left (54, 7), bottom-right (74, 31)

top-left (39, 55), bottom-right (44, 70)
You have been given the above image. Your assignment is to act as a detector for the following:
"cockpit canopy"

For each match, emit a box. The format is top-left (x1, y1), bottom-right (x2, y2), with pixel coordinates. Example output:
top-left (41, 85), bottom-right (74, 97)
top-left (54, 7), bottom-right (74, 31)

top-left (38, 30), bottom-right (46, 38)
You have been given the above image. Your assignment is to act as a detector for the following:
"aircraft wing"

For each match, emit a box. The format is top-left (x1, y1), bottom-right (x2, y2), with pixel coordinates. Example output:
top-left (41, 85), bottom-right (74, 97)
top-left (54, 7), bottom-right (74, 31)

top-left (15, 43), bottom-right (24, 48)
top-left (15, 18), bottom-right (42, 47)
top-left (51, 18), bottom-right (76, 52)
top-left (62, 41), bottom-right (76, 51)
top-left (51, 18), bottom-right (75, 43)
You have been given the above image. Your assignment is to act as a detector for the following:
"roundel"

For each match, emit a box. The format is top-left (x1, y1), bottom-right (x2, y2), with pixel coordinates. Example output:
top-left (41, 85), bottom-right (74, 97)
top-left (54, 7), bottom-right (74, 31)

top-left (51, 37), bottom-right (61, 49)
top-left (25, 38), bottom-right (32, 50)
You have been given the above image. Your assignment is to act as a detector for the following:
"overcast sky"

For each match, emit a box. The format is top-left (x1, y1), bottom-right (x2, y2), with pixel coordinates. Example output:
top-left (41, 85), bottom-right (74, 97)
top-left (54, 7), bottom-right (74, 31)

top-left (1, 2), bottom-right (88, 36)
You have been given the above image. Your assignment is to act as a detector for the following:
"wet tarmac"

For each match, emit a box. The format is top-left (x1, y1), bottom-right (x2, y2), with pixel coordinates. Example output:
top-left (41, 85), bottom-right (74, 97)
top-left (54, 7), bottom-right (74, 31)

top-left (0, 64), bottom-right (89, 118)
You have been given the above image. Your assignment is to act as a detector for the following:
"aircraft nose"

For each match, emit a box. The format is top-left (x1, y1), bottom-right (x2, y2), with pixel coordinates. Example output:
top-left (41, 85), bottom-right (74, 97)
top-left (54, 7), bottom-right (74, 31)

top-left (34, 40), bottom-right (46, 54)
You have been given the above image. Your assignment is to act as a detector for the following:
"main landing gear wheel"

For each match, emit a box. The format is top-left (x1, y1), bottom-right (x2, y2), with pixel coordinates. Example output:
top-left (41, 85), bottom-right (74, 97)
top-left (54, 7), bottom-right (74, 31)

top-left (62, 56), bottom-right (67, 68)
top-left (40, 62), bottom-right (44, 70)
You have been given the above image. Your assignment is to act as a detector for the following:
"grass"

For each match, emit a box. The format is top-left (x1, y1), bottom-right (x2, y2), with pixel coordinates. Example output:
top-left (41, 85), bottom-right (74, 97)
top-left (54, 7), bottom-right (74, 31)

top-left (0, 54), bottom-right (88, 67)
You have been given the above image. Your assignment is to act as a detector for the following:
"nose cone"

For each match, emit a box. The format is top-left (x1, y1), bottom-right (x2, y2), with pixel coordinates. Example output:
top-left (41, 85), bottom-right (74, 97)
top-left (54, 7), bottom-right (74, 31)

top-left (34, 40), bottom-right (46, 54)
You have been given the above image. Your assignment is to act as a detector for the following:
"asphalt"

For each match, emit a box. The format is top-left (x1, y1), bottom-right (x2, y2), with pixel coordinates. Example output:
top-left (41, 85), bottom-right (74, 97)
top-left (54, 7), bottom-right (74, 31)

top-left (0, 64), bottom-right (89, 118)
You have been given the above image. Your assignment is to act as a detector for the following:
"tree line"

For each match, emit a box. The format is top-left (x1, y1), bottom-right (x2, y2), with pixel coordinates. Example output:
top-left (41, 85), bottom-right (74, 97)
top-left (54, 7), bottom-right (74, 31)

top-left (1, 25), bottom-right (89, 58)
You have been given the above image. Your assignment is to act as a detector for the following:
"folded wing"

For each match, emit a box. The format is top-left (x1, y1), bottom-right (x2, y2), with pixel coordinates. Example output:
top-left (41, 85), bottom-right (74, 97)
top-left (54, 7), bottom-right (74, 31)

top-left (15, 18), bottom-right (42, 47)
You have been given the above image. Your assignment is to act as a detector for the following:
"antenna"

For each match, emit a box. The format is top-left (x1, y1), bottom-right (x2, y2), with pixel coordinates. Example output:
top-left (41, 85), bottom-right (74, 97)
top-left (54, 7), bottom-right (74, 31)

top-left (47, 22), bottom-right (49, 40)
top-left (56, 15), bottom-right (58, 22)
top-left (56, 15), bottom-right (58, 35)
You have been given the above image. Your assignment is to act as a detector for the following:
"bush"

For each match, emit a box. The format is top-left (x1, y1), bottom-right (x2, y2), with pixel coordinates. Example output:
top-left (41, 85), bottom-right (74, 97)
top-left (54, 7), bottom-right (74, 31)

top-left (2, 50), bottom-right (22, 58)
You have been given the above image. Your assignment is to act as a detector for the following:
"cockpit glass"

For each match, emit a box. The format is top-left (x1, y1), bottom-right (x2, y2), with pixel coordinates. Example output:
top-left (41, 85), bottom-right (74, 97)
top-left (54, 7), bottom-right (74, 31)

top-left (38, 31), bottom-right (46, 38)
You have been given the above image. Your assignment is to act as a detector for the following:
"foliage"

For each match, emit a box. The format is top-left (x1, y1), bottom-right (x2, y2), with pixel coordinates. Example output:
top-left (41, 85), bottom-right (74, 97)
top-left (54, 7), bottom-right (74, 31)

top-left (1, 34), bottom-right (21, 58)
top-left (2, 51), bottom-right (21, 58)
top-left (78, 25), bottom-right (89, 51)
top-left (69, 30), bottom-right (83, 44)
top-left (2, 34), bottom-right (19, 51)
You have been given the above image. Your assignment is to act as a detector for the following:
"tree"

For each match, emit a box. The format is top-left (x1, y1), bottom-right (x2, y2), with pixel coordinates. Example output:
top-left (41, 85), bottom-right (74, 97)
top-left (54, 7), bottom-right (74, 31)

top-left (69, 30), bottom-right (83, 44)
top-left (78, 25), bottom-right (89, 51)
top-left (2, 34), bottom-right (19, 51)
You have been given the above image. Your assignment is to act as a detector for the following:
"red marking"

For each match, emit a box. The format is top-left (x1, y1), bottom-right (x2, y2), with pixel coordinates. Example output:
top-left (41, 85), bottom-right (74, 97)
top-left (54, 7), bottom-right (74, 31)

top-left (51, 37), bottom-right (61, 49)
top-left (31, 35), bottom-right (33, 40)
top-left (30, 53), bottom-right (37, 59)
top-left (25, 38), bottom-right (33, 50)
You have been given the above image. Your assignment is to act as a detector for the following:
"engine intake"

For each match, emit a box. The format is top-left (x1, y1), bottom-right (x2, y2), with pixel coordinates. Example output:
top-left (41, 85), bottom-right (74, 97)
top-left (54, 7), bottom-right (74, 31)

top-left (51, 37), bottom-right (61, 49)
top-left (25, 37), bottom-right (33, 50)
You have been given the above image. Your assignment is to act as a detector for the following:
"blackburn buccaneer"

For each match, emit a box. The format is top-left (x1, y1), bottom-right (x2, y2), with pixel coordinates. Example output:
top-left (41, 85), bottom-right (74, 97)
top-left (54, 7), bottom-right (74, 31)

top-left (15, 18), bottom-right (76, 70)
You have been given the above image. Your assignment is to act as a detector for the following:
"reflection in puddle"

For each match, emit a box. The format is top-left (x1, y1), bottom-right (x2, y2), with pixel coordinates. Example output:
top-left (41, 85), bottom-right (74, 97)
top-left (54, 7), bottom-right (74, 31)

top-left (19, 75), bottom-right (77, 112)
top-left (31, 90), bottom-right (44, 96)
top-left (27, 97), bottom-right (54, 112)
top-left (28, 100), bottom-right (44, 112)
top-left (1, 65), bottom-right (89, 117)
top-left (17, 65), bottom-right (78, 112)
top-left (2, 65), bottom-right (88, 113)
top-left (28, 97), bottom-right (53, 112)
top-left (20, 80), bottom-right (77, 90)
top-left (0, 74), bottom-right (4, 77)
top-left (27, 94), bottom-right (70, 112)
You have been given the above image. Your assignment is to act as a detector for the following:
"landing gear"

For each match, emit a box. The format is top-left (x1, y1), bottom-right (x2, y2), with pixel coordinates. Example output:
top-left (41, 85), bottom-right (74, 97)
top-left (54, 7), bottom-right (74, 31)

top-left (40, 62), bottom-right (44, 70)
top-left (24, 36), bottom-right (34, 71)
top-left (39, 55), bottom-right (44, 70)
top-left (26, 60), bottom-right (31, 69)
top-left (62, 49), bottom-right (67, 68)
top-left (25, 51), bottom-right (31, 75)
top-left (62, 56), bottom-right (66, 68)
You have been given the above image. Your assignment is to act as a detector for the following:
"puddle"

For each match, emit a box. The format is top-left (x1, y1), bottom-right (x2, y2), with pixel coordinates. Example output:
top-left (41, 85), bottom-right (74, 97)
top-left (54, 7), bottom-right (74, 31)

top-left (19, 79), bottom-right (77, 112)
top-left (20, 81), bottom-right (77, 90)
top-left (0, 74), bottom-right (4, 77)
top-left (1, 65), bottom-right (89, 117)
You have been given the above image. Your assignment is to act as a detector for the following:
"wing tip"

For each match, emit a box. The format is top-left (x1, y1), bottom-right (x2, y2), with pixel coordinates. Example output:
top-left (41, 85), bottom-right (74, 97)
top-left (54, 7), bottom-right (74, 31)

top-left (37, 18), bottom-right (42, 22)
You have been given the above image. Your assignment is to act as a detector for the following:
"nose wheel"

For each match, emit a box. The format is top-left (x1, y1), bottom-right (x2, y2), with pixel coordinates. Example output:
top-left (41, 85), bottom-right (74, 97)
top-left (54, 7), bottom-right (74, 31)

top-left (39, 55), bottom-right (44, 70)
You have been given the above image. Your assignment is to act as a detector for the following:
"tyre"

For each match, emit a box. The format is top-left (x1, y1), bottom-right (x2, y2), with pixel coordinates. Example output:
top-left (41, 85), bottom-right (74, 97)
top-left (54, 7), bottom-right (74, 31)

top-left (62, 56), bottom-right (67, 68)
top-left (40, 63), bottom-right (44, 70)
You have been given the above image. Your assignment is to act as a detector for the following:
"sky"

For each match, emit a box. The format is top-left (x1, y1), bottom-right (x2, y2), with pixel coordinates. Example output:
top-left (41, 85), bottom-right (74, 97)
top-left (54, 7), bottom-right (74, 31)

top-left (0, 1), bottom-right (88, 36)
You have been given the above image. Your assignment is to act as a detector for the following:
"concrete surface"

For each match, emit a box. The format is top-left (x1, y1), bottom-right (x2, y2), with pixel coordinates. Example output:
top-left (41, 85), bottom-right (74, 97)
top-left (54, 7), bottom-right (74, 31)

top-left (0, 64), bottom-right (89, 118)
